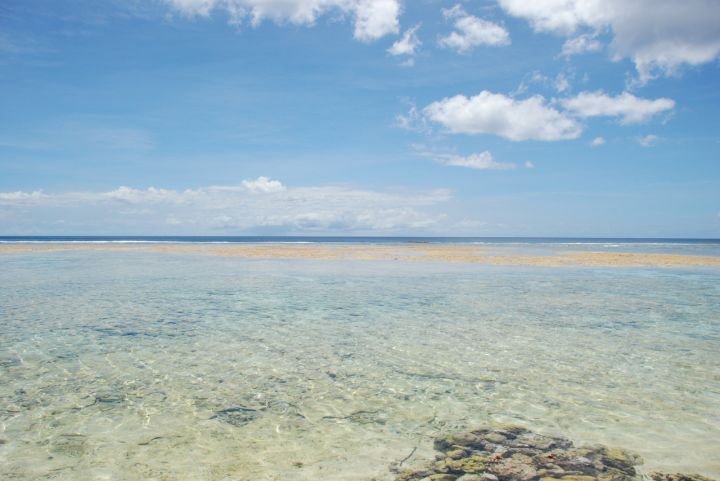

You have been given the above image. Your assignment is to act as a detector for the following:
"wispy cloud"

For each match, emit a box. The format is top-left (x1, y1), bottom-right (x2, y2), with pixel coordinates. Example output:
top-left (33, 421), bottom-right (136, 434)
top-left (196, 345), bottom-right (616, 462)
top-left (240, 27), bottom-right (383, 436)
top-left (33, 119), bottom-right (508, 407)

top-left (554, 72), bottom-right (570, 93)
top-left (442, 152), bottom-right (515, 170)
top-left (0, 122), bottom-right (155, 152)
top-left (561, 33), bottom-right (602, 57)
top-left (637, 134), bottom-right (659, 147)
top-left (0, 33), bottom-right (44, 55)
top-left (414, 146), bottom-right (519, 171)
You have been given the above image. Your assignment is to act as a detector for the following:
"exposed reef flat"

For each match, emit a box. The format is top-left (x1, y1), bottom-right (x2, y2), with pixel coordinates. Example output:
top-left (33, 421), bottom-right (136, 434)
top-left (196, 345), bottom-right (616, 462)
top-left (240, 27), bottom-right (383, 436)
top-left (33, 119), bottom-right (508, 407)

top-left (2, 243), bottom-right (720, 267)
top-left (393, 426), bottom-right (715, 481)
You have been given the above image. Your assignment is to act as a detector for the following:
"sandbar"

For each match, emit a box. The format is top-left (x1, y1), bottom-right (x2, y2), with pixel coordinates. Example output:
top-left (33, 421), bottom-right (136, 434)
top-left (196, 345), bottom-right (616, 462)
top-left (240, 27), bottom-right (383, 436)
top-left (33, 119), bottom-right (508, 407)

top-left (2, 243), bottom-right (720, 267)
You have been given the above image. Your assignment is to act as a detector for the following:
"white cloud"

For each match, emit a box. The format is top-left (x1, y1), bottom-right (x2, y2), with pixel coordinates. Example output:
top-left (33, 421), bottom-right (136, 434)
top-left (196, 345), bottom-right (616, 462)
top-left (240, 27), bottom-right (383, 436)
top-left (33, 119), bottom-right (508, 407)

top-left (439, 4), bottom-right (510, 53)
top-left (0, 179), bottom-right (451, 234)
top-left (510, 70), bottom-right (549, 97)
top-left (638, 134), bottom-right (659, 147)
top-left (103, 186), bottom-right (184, 204)
top-left (498, 0), bottom-right (720, 83)
top-left (353, 0), bottom-right (401, 42)
top-left (512, 70), bottom-right (574, 96)
top-left (422, 90), bottom-right (582, 141)
top-left (167, 0), bottom-right (216, 17)
top-left (554, 72), bottom-right (570, 92)
top-left (163, 0), bottom-right (401, 42)
top-left (524, 160), bottom-right (534, 169)
top-left (561, 33), bottom-right (602, 56)
top-left (388, 23), bottom-right (421, 57)
top-left (0, 190), bottom-right (45, 201)
top-left (561, 91), bottom-right (675, 124)
top-left (498, 0), bottom-right (596, 34)
top-left (441, 151), bottom-right (516, 170)
top-left (591, 136), bottom-right (606, 146)
top-left (413, 146), bottom-right (517, 170)
top-left (395, 104), bottom-right (430, 133)
top-left (242, 176), bottom-right (286, 193)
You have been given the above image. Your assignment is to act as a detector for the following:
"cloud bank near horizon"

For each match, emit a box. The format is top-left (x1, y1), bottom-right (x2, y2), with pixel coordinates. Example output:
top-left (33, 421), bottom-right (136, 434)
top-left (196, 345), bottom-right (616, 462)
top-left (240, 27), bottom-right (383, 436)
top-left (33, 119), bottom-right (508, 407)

top-left (0, 178), bottom-right (452, 235)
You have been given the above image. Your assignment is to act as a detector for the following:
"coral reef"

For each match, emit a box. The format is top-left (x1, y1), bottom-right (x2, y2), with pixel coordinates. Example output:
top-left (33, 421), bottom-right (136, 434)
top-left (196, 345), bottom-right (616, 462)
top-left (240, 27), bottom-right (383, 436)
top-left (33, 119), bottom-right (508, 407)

top-left (394, 426), bottom-right (715, 481)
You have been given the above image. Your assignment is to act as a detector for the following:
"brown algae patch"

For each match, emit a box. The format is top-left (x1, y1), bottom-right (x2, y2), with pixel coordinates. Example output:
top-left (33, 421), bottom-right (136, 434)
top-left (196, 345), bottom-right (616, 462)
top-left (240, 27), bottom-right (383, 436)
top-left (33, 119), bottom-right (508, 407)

top-left (1, 243), bottom-right (720, 267)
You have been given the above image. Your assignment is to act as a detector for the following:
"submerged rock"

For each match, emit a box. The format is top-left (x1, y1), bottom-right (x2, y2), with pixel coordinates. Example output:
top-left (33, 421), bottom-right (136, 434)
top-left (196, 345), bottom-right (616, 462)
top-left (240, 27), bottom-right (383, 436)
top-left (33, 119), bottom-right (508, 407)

top-left (211, 406), bottom-right (261, 427)
top-left (95, 392), bottom-right (125, 404)
top-left (322, 409), bottom-right (388, 425)
top-left (394, 426), bottom-right (715, 481)
top-left (0, 357), bottom-right (21, 368)
top-left (265, 400), bottom-right (305, 419)
top-left (347, 410), bottom-right (387, 425)
top-left (649, 474), bottom-right (716, 481)
top-left (49, 434), bottom-right (87, 458)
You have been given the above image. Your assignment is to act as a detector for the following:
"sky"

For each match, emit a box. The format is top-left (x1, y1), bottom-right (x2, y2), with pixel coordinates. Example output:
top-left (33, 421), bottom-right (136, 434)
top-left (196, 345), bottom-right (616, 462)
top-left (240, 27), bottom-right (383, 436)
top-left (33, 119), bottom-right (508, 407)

top-left (0, 0), bottom-right (719, 237)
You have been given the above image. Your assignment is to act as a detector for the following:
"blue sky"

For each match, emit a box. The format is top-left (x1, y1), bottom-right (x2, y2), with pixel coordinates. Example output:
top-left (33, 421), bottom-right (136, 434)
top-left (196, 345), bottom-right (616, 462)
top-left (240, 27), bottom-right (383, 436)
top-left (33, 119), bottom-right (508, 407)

top-left (1, 0), bottom-right (719, 236)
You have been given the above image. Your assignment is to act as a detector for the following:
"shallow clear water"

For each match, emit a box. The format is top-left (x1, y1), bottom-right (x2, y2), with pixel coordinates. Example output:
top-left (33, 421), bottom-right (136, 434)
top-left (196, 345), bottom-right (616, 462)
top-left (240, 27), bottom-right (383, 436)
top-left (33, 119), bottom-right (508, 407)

top-left (1, 249), bottom-right (719, 480)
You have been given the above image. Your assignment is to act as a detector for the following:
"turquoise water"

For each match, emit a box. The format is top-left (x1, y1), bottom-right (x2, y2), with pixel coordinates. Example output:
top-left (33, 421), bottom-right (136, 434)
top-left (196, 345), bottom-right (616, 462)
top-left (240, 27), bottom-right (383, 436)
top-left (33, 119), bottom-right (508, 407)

top-left (1, 249), bottom-right (719, 480)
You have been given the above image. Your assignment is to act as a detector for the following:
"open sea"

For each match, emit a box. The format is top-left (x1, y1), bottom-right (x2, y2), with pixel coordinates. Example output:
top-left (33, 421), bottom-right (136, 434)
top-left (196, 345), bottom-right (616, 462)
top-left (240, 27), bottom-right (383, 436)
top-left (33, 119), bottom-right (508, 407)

top-left (1, 237), bottom-right (719, 480)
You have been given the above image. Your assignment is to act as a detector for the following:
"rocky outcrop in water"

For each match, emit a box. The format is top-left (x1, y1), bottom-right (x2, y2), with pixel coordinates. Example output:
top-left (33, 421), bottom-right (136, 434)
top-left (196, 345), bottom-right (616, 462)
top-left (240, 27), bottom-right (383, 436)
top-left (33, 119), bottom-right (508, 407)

top-left (393, 426), bottom-right (715, 481)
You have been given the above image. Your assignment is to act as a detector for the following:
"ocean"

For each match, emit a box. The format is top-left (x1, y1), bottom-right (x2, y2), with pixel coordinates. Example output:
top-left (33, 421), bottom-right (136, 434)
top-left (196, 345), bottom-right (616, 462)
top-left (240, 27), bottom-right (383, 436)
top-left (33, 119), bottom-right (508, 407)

top-left (0, 238), bottom-right (719, 480)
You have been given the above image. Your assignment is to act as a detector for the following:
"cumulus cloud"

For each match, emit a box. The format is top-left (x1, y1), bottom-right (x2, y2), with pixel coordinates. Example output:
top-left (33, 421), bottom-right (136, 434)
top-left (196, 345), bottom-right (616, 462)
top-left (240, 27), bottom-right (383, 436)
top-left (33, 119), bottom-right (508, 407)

top-left (498, 0), bottom-right (594, 34)
top-left (388, 23), bottom-right (421, 57)
top-left (561, 91), bottom-right (675, 124)
top-left (353, 0), bottom-right (401, 41)
top-left (164, 0), bottom-right (401, 41)
top-left (498, 0), bottom-right (720, 83)
top-left (404, 89), bottom-right (673, 143)
top-left (638, 134), bottom-right (659, 147)
top-left (242, 176), bottom-right (286, 193)
top-left (422, 90), bottom-right (582, 141)
top-left (439, 4), bottom-right (510, 53)
top-left (0, 178), bottom-right (451, 234)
